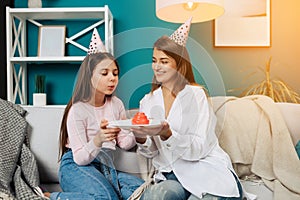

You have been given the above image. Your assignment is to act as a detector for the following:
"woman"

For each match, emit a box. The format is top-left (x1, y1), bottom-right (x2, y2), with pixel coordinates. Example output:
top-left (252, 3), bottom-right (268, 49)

top-left (131, 19), bottom-right (244, 200)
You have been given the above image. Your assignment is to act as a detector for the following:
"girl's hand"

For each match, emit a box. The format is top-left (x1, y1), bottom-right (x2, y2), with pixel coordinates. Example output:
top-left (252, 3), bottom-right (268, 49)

top-left (131, 121), bottom-right (172, 141)
top-left (93, 119), bottom-right (121, 147)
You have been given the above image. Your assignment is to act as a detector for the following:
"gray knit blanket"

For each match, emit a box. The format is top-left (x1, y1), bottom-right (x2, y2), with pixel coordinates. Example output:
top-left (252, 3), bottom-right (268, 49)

top-left (0, 99), bottom-right (47, 199)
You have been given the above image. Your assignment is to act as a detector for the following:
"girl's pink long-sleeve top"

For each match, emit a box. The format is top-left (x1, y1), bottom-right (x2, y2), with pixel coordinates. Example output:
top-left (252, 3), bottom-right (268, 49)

top-left (66, 96), bottom-right (136, 165)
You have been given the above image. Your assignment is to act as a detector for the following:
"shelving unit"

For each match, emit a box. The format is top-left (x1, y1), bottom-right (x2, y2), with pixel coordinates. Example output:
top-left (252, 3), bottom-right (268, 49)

top-left (6, 6), bottom-right (114, 104)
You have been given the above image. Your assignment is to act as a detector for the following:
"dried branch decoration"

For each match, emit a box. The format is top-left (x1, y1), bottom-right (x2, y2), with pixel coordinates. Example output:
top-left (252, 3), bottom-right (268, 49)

top-left (239, 57), bottom-right (300, 103)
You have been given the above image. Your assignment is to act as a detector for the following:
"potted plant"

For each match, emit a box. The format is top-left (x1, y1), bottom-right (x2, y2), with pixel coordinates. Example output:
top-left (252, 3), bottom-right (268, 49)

top-left (238, 57), bottom-right (300, 103)
top-left (33, 74), bottom-right (46, 106)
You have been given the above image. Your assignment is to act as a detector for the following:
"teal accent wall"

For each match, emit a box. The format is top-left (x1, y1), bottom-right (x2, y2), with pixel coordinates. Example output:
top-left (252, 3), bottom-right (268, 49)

top-left (12, 1), bottom-right (300, 108)
top-left (14, 0), bottom-right (225, 108)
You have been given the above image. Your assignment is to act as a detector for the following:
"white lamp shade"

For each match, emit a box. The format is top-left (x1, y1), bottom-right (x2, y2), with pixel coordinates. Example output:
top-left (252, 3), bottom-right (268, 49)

top-left (156, 0), bottom-right (225, 23)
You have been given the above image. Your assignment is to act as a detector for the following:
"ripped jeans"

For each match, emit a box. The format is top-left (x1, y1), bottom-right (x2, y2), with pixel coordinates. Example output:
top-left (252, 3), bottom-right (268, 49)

top-left (140, 171), bottom-right (243, 200)
top-left (50, 149), bottom-right (144, 200)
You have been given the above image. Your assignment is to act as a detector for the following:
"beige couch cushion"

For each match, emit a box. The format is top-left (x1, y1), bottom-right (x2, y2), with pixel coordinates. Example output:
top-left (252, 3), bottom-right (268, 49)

top-left (23, 105), bottom-right (65, 184)
top-left (276, 102), bottom-right (300, 145)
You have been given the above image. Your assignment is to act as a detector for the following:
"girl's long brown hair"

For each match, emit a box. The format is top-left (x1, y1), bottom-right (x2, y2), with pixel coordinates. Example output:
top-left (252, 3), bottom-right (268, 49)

top-left (151, 36), bottom-right (196, 95)
top-left (58, 52), bottom-right (119, 160)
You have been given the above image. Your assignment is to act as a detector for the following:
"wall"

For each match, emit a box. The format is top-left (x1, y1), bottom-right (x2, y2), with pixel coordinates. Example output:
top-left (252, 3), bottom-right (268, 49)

top-left (13, 0), bottom-right (300, 108)
top-left (195, 0), bottom-right (300, 99)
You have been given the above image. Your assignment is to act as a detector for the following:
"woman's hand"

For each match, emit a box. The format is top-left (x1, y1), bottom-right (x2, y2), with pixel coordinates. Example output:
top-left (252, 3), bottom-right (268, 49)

top-left (131, 121), bottom-right (172, 142)
top-left (93, 119), bottom-right (121, 147)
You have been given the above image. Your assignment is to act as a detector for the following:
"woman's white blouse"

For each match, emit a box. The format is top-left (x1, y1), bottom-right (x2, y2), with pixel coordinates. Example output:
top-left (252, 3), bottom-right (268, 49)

top-left (137, 85), bottom-right (240, 198)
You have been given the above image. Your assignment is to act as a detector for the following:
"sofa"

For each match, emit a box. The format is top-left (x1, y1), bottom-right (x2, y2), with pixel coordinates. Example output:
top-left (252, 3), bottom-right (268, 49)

top-left (22, 95), bottom-right (300, 200)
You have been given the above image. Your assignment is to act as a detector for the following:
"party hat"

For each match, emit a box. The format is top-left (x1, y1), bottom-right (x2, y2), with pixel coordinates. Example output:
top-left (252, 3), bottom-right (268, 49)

top-left (88, 28), bottom-right (106, 54)
top-left (169, 17), bottom-right (192, 46)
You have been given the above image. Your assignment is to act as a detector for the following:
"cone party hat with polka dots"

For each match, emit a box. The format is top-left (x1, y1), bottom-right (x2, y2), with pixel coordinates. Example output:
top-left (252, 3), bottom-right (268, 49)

top-left (88, 28), bottom-right (106, 54)
top-left (169, 17), bottom-right (192, 46)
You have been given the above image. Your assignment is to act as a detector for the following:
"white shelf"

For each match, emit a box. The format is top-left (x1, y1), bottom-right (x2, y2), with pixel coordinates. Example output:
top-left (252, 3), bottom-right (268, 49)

top-left (8, 7), bottom-right (107, 20)
top-left (21, 105), bottom-right (66, 109)
top-left (6, 6), bottom-right (114, 104)
top-left (10, 56), bottom-right (85, 63)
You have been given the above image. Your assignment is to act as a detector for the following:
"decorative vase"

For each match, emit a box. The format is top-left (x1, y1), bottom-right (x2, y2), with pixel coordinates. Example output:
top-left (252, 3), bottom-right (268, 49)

top-left (33, 93), bottom-right (47, 106)
top-left (28, 0), bottom-right (42, 8)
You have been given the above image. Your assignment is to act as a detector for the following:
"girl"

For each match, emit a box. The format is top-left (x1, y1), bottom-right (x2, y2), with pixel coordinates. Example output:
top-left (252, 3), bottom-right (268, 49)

top-left (48, 52), bottom-right (144, 200)
top-left (131, 19), bottom-right (244, 200)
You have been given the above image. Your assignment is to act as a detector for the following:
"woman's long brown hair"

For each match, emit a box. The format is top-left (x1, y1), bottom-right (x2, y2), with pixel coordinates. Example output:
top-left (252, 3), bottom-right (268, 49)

top-left (58, 52), bottom-right (119, 161)
top-left (151, 36), bottom-right (196, 95)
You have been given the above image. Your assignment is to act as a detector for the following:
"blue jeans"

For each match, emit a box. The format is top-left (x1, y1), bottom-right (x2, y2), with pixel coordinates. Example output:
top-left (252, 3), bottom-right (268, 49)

top-left (140, 171), bottom-right (243, 200)
top-left (50, 149), bottom-right (144, 200)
